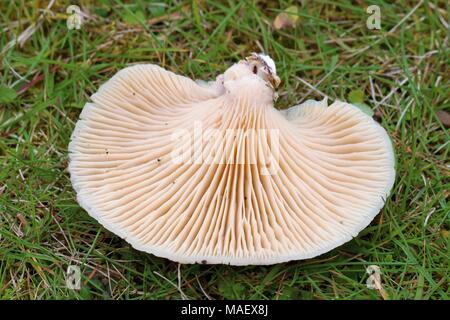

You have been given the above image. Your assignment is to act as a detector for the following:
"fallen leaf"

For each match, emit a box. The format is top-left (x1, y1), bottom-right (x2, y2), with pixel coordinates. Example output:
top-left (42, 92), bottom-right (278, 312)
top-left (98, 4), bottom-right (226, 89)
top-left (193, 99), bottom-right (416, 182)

top-left (436, 110), bottom-right (450, 128)
top-left (16, 213), bottom-right (28, 226)
top-left (348, 89), bottom-right (365, 104)
top-left (348, 89), bottom-right (374, 117)
top-left (273, 6), bottom-right (299, 30)
top-left (366, 265), bottom-right (389, 300)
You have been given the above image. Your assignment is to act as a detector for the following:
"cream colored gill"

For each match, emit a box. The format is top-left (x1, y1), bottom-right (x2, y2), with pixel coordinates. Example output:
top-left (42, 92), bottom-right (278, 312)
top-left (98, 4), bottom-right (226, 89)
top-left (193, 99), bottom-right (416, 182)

top-left (69, 55), bottom-right (395, 265)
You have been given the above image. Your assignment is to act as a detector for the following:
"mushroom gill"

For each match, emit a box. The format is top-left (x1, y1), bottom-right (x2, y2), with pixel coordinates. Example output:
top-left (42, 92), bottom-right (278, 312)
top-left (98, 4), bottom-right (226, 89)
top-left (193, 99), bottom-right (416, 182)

top-left (69, 54), bottom-right (395, 265)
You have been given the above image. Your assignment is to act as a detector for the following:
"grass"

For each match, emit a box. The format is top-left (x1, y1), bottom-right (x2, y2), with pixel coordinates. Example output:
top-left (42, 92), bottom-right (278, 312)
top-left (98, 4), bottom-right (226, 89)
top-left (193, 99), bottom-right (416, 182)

top-left (0, 0), bottom-right (448, 300)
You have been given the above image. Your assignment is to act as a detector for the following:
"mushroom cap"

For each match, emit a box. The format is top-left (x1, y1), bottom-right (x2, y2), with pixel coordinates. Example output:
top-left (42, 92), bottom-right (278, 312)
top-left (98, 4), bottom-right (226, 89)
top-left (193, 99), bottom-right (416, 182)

top-left (69, 56), bottom-right (395, 265)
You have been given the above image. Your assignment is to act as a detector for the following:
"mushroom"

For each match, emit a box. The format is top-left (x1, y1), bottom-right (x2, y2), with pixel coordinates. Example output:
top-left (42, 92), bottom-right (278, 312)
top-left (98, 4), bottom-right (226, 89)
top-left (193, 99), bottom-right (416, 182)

top-left (69, 53), bottom-right (395, 265)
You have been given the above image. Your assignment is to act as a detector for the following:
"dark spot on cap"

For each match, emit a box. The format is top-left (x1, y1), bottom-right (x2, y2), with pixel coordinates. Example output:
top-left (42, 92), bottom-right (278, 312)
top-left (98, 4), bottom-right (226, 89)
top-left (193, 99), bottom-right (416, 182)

top-left (201, 260), bottom-right (207, 264)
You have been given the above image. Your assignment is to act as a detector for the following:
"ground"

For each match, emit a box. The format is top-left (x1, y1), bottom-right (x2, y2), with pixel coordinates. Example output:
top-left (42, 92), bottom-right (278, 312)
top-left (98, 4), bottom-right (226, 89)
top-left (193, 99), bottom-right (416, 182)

top-left (0, 0), bottom-right (448, 300)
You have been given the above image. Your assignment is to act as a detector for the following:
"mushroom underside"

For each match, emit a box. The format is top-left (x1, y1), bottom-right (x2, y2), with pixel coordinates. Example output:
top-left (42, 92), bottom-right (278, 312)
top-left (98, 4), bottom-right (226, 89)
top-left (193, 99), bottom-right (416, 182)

top-left (69, 64), bottom-right (395, 265)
